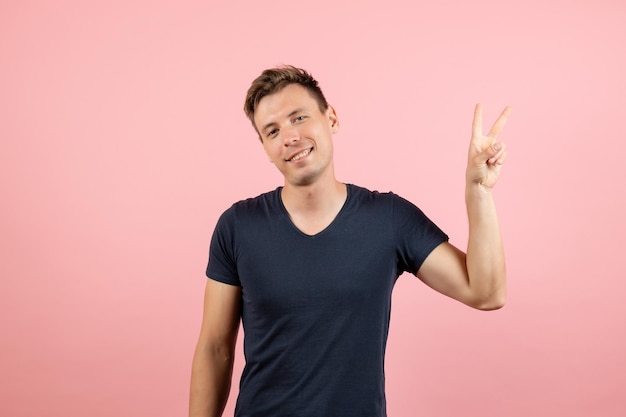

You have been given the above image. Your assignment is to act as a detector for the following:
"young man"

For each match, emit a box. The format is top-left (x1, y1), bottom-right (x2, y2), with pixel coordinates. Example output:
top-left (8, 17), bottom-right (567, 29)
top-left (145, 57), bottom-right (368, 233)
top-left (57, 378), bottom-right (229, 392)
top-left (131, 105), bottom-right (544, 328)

top-left (190, 66), bottom-right (510, 417)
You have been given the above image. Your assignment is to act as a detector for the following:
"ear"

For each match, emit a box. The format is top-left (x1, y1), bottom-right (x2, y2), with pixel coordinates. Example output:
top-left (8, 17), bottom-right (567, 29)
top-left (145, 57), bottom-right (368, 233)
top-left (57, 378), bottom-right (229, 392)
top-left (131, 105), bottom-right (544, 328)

top-left (327, 105), bottom-right (340, 133)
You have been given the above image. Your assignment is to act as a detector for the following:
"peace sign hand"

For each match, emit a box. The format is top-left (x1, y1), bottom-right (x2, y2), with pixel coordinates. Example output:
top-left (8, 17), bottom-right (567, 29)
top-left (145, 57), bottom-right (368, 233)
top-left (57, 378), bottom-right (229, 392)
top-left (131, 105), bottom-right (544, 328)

top-left (466, 104), bottom-right (512, 190)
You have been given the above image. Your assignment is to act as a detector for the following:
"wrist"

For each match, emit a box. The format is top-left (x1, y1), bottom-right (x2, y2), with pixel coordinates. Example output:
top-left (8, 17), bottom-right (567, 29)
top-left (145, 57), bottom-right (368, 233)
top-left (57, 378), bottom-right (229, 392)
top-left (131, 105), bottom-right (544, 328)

top-left (466, 180), bottom-right (493, 196)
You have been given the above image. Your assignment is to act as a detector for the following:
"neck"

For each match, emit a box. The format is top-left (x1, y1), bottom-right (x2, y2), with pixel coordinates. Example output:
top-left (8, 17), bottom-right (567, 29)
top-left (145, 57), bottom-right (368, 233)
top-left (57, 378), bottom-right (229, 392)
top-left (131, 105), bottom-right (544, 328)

top-left (281, 175), bottom-right (346, 216)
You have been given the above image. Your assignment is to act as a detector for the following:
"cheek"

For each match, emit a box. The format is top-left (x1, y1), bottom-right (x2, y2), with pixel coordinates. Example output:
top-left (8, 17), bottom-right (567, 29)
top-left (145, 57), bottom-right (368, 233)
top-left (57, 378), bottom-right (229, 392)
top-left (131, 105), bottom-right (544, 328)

top-left (263, 144), bottom-right (281, 162)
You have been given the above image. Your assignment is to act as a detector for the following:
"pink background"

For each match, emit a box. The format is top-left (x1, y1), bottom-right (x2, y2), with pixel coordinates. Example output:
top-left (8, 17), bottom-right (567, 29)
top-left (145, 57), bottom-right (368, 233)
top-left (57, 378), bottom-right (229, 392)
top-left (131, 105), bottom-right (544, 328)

top-left (2, 0), bottom-right (625, 416)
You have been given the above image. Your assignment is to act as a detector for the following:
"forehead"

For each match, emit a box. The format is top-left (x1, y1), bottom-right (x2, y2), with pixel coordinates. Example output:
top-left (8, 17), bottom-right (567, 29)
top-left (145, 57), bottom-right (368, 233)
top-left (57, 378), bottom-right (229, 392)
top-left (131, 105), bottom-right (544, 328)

top-left (254, 84), bottom-right (319, 126)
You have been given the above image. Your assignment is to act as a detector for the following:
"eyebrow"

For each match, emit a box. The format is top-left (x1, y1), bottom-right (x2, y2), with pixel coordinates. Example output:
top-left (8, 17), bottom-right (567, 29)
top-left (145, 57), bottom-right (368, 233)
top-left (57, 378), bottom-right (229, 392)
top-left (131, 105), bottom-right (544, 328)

top-left (260, 108), bottom-right (305, 133)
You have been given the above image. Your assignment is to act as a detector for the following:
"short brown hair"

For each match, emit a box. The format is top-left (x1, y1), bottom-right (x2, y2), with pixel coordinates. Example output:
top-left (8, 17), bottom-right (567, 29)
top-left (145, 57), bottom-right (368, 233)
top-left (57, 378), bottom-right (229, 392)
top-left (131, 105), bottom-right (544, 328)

top-left (244, 65), bottom-right (329, 133)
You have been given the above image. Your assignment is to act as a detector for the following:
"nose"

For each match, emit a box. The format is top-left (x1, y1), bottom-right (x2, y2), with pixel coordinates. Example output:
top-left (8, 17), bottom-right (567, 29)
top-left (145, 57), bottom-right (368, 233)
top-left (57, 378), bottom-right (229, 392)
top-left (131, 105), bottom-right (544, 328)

top-left (282, 124), bottom-right (299, 145)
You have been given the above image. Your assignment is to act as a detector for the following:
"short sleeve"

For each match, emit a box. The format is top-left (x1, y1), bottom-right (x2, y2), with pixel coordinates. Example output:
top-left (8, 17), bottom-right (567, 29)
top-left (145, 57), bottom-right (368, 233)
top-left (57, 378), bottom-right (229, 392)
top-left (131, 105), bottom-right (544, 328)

top-left (206, 208), bottom-right (241, 286)
top-left (392, 194), bottom-right (448, 275)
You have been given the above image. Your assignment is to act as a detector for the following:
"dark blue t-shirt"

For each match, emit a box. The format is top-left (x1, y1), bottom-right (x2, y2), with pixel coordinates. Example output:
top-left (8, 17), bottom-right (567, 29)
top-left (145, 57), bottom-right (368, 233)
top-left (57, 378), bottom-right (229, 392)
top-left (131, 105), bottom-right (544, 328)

top-left (207, 184), bottom-right (448, 417)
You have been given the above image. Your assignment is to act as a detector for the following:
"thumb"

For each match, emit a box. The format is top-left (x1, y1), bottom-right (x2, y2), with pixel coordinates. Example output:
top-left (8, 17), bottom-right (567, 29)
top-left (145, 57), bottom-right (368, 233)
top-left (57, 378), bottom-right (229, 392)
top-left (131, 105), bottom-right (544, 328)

top-left (476, 142), bottom-right (503, 163)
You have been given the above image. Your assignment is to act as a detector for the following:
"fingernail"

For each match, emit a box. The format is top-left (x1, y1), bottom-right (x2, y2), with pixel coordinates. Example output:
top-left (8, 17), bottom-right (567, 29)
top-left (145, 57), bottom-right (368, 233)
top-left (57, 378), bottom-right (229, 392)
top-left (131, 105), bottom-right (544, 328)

top-left (494, 143), bottom-right (501, 151)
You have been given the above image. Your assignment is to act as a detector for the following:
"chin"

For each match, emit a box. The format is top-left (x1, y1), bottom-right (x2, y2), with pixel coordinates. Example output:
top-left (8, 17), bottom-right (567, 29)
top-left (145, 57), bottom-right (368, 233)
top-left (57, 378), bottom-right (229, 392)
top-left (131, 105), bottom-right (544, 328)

top-left (287, 172), bottom-right (319, 187)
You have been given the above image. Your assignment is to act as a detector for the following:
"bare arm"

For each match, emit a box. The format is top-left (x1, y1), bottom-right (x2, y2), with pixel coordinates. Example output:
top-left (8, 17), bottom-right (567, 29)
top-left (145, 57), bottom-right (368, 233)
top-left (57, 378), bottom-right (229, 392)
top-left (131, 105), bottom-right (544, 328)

top-left (189, 279), bottom-right (241, 417)
top-left (417, 104), bottom-right (510, 310)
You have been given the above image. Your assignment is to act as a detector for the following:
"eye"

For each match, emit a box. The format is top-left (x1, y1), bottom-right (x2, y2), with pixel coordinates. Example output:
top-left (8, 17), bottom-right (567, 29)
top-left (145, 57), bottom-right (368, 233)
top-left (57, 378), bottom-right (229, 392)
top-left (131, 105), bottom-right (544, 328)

top-left (294, 115), bottom-right (307, 123)
top-left (266, 128), bottom-right (278, 139)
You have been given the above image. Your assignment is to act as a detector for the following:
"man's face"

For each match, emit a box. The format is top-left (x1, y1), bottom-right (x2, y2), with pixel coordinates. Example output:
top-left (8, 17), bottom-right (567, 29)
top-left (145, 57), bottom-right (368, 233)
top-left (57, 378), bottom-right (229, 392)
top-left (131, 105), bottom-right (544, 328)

top-left (254, 83), bottom-right (339, 187)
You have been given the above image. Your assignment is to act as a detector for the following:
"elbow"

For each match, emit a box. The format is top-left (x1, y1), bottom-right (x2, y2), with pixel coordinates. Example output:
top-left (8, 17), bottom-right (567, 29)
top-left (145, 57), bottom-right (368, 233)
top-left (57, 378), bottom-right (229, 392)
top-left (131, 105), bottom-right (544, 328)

top-left (472, 289), bottom-right (506, 311)
top-left (468, 270), bottom-right (506, 310)
top-left (475, 298), bottom-right (505, 311)
top-left (194, 336), bottom-right (237, 365)
top-left (207, 340), bottom-right (237, 365)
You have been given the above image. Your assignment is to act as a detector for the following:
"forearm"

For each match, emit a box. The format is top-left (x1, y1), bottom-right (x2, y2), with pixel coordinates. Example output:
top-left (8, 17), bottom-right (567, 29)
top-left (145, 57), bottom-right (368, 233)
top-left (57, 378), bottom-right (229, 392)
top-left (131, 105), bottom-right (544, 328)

top-left (189, 342), bottom-right (235, 417)
top-left (465, 182), bottom-right (506, 309)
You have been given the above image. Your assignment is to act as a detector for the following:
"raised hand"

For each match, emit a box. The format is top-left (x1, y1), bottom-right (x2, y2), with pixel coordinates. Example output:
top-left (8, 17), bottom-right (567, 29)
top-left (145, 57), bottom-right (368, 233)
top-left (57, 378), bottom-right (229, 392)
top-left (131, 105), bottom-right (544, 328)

top-left (466, 104), bottom-right (512, 190)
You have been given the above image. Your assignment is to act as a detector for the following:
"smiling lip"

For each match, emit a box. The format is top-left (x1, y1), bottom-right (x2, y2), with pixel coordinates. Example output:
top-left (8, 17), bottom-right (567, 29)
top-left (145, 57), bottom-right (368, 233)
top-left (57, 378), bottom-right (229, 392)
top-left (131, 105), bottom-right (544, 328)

top-left (286, 147), bottom-right (313, 162)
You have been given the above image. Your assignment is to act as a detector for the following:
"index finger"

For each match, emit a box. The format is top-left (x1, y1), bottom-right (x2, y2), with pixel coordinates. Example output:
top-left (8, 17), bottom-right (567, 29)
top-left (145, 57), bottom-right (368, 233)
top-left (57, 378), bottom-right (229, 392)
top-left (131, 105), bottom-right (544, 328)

top-left (472, 103), bottom-right (483, 137)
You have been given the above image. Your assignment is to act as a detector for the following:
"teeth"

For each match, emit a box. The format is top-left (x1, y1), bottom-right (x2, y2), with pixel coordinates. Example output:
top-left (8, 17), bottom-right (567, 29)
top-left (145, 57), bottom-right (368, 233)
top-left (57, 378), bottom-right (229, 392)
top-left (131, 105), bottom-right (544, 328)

top-left (290, 149), bottom-right (310, 161)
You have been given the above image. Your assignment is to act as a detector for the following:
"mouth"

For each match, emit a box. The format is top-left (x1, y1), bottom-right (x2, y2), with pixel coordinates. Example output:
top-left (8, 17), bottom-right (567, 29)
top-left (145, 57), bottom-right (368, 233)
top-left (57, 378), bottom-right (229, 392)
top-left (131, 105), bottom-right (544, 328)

top-left (286, 147), bottom-right (313, 162)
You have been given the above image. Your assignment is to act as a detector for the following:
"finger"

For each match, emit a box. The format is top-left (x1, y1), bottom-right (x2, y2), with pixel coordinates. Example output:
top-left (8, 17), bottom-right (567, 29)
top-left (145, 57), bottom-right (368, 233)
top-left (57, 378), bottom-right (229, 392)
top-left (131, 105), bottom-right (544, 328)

top-left (472, 103), bottom-right (483, 137)
top-left (494, 150), bottom-right (508, 165)
top-left (487, 105), bottom-right (512, 139)
top-left (488, 146), bottom-right (507, 165)
top-left (479, 142), bottom-right (505, 164)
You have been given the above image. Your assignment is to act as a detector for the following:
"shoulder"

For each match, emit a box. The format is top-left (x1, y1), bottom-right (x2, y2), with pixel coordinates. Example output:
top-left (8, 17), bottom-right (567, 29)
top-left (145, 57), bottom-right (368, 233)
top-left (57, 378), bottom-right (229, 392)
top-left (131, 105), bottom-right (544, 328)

top-left (347, 183), bottom-right (410, 208)
top-left (211, 188), bottom-right (283, 247)
top-left (346, 184), bottom-right (439, 230)
top-left (220, 187), bottom-right (282, 218)
top-left (211, 188), bottom-right (283, 238)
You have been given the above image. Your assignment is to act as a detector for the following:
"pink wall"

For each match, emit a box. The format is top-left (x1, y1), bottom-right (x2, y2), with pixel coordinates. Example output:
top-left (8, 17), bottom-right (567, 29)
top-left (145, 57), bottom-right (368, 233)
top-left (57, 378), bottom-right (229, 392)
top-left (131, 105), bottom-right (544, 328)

top-left (2, 0), bottom-right (625, 416)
